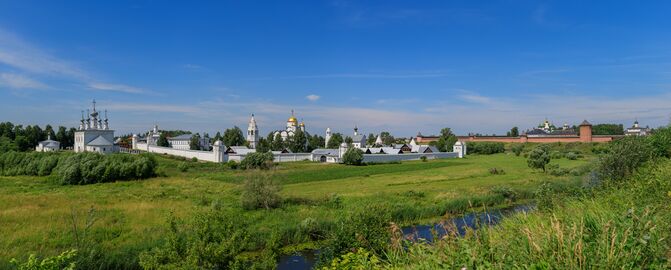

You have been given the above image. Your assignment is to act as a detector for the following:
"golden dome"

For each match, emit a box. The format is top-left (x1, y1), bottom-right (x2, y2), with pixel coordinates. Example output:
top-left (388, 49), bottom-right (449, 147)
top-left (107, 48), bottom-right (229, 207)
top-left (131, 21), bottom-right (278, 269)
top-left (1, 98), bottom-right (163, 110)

top-left (288, 116), bottom-right (297, 122)
top-left (299, 121), bottom-right (305, 126)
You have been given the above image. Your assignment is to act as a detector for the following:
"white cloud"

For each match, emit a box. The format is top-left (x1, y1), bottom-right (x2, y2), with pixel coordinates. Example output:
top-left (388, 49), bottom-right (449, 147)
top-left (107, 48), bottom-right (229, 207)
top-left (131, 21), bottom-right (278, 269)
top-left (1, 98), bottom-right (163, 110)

top-left (458, 93), bottom-right (493, 105)
top-left (88, 82), bottom-right (145, 94)
top-left (0, 28), bottom-right (145, 95)
top-left (0, 73), bottom-right (48, 89)
top-left (306, 94), bottom-right (320, 101)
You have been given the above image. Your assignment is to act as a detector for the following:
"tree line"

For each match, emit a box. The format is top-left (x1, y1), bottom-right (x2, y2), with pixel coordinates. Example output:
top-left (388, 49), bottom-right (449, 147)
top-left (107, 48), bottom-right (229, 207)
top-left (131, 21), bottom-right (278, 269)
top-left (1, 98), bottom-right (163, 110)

top-left (0, 122), bottom-right (77, 152)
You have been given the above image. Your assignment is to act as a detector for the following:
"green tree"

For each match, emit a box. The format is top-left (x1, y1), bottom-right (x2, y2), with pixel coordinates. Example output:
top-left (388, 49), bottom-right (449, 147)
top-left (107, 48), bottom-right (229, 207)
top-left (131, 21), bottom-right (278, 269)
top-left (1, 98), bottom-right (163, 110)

top-left (527, 146), bottom-right (550, 172)
top-left (592, 124), bottom-right (624, 135)
top-left (288, 129), bottom-right (308, 153)
top-left (307, 134), bottom-right (325, 152)
top-left (435, 128), bottom-right (458, 152)
top-left (380, 131), bottom-right (394, 146)
top-left (189, 133), bottom-right (201, 150)
top-left (156, 133), bottom-right (169, 147)
top-left (326, 133), bottom-right (344, 149)
top-left (342, 148), bottom-right (364, 165)
top-left (344, 136), bottom-right (353, 145)
top-left (213, 131), bottom-right (223, 142)
top-left (366, 133), bottom-right (376, 146)
top-left (271, 133), bottom-right (284, 151)
top-left (223, 126), bottom-right (245, 147)
top-left (508, 126), bottom-right (519, 137)
top-left (256, 137), bottom-right (270, 153)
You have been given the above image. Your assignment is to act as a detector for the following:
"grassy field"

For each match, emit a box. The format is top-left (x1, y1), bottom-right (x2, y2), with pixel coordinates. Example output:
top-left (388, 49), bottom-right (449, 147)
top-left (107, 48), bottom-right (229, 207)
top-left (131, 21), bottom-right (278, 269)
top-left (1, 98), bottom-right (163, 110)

top-left (0, 152), bottom-right (590, 268)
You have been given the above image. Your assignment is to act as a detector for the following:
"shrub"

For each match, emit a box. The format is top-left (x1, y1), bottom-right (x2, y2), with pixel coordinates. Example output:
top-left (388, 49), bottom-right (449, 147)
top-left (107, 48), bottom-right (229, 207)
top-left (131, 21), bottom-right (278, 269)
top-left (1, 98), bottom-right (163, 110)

top-left (547, 164), bottom-right (570, 176)
top-left (138, 210), bottom-right (249, 269)
top-left (488, 167), bottom-right (505, 175)
top-left (320, 205), bottom-right (391, 264)
top-left (322, 248), bottom-right (382, 270)
top-left (240, 152), bottom-right (274, 169)
top-left (550, 151), bottom-right (563, 159)
top-left (191, 157), bottom-right (198, 162)
top-left (11, 249), bottom-right (77, 270)
top-left (511, 144), bottom-right (524, 156)
top-left (592, 136), bottom-right (655, 185)
top-left (647, 125), bottom-right (671, 158)
top-left (565, 152), bottom-right (578, 160)
top-left (466, 142), bottom-right (505, 155)
top-left (241, 174), bottom-right (282, 210)
top-left (226, 160), bottom-right (238, 169)
top-left (342, 148), bottom-right (364, 165)
top-left (490, 186), bottom-right (518, 201)
top-left (178, 162), bottom-right (189, 172)
top-left (527, 146), bottom-right (550, 172)
top-left (420, 155), bottom-right (428, 162)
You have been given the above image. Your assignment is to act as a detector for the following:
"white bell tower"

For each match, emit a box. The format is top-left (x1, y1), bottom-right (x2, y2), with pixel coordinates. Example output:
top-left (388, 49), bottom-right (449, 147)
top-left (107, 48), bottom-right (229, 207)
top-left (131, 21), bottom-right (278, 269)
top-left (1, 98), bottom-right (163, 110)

top-left (247, 114), bottom-right (259, 149)
top-left (325, 127), bottom-right (332, 148)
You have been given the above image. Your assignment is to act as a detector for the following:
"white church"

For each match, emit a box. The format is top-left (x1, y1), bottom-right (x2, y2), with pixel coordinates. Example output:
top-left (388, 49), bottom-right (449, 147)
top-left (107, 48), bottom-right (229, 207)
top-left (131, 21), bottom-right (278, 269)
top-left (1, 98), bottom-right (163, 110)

top-left (74, 100), bottom-right (117, 154)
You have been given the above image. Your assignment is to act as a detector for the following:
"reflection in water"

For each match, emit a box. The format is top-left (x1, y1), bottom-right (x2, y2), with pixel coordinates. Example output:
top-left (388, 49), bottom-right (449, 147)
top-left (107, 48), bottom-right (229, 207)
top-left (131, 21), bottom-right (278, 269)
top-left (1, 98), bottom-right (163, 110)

top-left (276, 204), bottom-right (532, 270)
top-left (277, 250), bottom-right (319, 270)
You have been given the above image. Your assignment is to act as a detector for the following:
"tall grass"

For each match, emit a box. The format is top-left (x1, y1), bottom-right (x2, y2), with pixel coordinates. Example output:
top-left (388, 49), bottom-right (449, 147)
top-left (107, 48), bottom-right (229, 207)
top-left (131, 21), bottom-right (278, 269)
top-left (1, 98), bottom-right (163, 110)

top-left (384, 160), bottom-right (671, 269)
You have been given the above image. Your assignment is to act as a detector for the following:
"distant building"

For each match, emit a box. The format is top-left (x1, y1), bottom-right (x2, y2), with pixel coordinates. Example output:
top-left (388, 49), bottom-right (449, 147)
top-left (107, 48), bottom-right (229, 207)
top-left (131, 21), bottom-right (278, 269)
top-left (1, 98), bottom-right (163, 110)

top-left (456, 119), bottom-right (617, 143)
top-left (415, 132), bottom-right (440, 144)
top-left (74, 100), bottom-right (117, 154)
top-left (351, 126), bottom-right (367, 149)
top-left (35, 135), bottom-right (60, 152)
top-left (247, 114), bottom-right (259, 148)
top-left (273, 110), bottom-right (306, 141)
top-left (625, 120), bottom-right (651, 136)
top-left (167, 134), bottom-right (192, 150)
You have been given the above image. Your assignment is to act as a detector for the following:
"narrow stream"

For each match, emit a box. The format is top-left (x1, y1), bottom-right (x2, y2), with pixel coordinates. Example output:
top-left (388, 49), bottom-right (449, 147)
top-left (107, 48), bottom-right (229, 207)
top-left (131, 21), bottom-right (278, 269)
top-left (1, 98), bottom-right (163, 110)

top-left (277, 204), bottom-right (533, 270)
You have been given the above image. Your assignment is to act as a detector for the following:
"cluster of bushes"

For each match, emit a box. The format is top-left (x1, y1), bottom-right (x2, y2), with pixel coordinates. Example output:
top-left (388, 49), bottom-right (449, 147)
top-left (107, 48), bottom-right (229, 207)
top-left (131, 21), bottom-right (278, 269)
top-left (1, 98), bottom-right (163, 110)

top-left (342, 148), bottom-right (364, 165)
top-left (240, 174), bottom-right (282, 210)
top-left (57, 153), bottom-right (157, 185)
top-left (0, 151), bottom-right (63, 176)
top-left (239, 152), bottom-right (274, 169)
top-left (466, 142), bottom-right (505, 155)
top-left (488, 167), bottom-right (505, 175)
top-left (0, 151), bottom-right (157, 184)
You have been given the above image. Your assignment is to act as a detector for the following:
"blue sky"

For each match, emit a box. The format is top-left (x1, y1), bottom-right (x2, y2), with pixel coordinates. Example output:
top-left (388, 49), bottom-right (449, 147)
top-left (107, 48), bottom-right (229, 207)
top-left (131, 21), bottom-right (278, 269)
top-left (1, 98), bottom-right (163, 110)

top-left (1, 0), bottom-right (670, 137)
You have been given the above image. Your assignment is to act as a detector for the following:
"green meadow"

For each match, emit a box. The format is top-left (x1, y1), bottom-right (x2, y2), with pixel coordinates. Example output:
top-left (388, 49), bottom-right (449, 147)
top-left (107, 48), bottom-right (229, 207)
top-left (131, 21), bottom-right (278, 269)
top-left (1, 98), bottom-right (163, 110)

top-left (0, 150), bottom-right (590, 268)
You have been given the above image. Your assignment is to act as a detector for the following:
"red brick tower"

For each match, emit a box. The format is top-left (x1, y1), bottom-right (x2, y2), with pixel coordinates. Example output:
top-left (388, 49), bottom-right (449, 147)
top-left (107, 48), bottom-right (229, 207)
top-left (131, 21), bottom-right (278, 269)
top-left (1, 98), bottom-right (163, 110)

top-left (579, 120), bottom-right (592, 142)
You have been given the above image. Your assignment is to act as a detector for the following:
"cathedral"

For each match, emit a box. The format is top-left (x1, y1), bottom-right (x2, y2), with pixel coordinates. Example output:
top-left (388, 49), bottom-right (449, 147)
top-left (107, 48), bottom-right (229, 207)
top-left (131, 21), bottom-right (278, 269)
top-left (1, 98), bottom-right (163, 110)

top-left (74, 100), bottom-right (117, 154)
top-left (273, 110), bottom-right (305, 141)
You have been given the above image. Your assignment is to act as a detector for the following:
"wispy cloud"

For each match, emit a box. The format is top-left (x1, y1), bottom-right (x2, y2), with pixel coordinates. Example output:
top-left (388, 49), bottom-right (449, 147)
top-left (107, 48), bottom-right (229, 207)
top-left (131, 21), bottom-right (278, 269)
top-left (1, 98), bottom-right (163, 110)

top-left (0, 73), bottom-right (48, 89)
top-left (254, 71), bottom-right (450, 80)
top-left (0, 28), bottom-right (145, 95)
top-left (306, 94), bottom-right (320, 101)
top-left (88, 82), bottom-right (145, 94)
top-left (458, 92), bottom-right (493, 105)
top-left (183, 64), bottom-right (202, 69)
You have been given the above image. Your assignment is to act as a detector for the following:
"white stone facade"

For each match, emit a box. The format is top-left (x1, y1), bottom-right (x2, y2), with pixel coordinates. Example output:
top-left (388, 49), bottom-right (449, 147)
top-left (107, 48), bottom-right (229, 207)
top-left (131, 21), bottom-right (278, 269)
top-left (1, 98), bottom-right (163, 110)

top-left (74, 100), bottom-right (117, 154)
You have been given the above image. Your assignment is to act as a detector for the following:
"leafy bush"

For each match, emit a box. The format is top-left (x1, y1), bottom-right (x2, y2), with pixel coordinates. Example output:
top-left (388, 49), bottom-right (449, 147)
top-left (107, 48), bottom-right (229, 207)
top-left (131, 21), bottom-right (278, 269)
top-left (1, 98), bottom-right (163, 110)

top-left (647, 125), bottom-right (671, 158)
top-left (56, 153), bottom-right (157, 185)
top-left (550, 151), bottom-right (564, 159)
top-left (226, 160), bottom-right (238, 169)
top-left (191, 157), bottom-right (198, 162)
top-left (466, 142), bottom-right (505, 155)
top-left (342, 148), bottom-right (364, 165)
top-left (565, 152), bottom-right (578, 160)
top-left (10, 249), bottom-right (77, 270)
top-left (319, 205), bottom-right (391, 265)
top-left (420, 155), bottom-right (428, 162)
top-left (490, 186), bottom-right (518, 201)
top-left (547, 164), bottom-right (570, 176)
top-left (139, 210), bottom-right (251, 269)
top-left (241, 174), bottom-right (282, 210)
top-left (0, 152), bottom-right (157, 184)
top-left (322, 248), bottom-right (382, 270)
top-left (527, 146), bottom-right (550, 172)
top-left (592, 136), bottom-right (655, 185)
top-left (240, 152), bottom-right (274, 169)
top-left (178, 162), bottom-right (189, 172)
top-left (488, 167), bottom-right (505, 175)
top-left (511, 144), bottom-right (524, 156)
